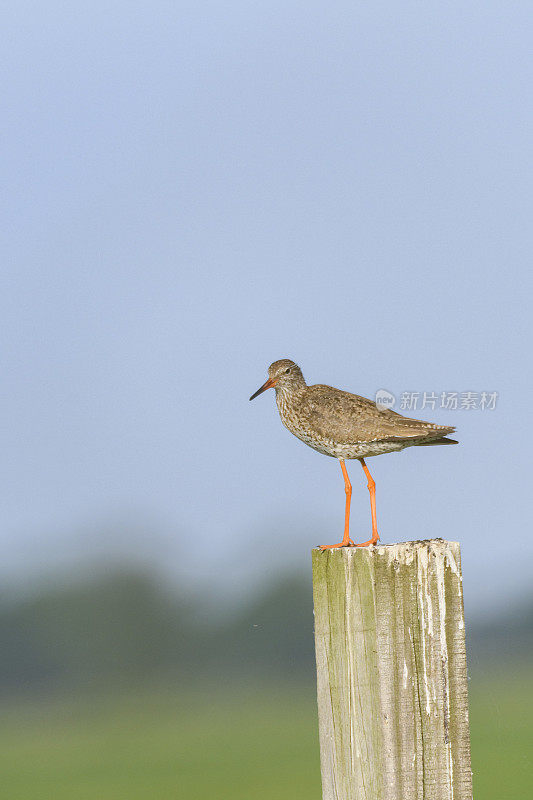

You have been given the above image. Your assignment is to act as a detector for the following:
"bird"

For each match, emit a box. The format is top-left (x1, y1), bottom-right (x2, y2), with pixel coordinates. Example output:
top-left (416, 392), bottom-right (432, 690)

top-left (249, 359), bottom-right (457, 549)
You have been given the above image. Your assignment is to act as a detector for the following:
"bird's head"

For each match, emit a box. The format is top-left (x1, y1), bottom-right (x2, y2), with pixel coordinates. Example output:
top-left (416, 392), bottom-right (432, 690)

top-left (249, 359), bottom-right (305, 400)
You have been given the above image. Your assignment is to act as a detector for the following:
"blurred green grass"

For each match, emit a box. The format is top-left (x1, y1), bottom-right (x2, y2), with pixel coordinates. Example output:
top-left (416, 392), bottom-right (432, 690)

top-left (0, 675), bottom-right (531, 799)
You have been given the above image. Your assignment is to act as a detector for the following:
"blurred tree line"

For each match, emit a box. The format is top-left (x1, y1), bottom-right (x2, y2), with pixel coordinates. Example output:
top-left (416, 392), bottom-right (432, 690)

top-left (0, 569), bottom-right (315, 694)
top-left (0, 568), bottom-right (531, 695)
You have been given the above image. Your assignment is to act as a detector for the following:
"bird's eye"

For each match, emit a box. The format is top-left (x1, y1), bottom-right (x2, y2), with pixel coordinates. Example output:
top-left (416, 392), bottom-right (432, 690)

top-left (284, 368), bottom-right (290, 374)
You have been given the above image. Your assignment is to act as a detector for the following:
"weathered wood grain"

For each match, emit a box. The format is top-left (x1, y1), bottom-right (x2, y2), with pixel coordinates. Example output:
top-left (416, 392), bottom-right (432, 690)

top-left (312, 540), bottom-right (472, 800)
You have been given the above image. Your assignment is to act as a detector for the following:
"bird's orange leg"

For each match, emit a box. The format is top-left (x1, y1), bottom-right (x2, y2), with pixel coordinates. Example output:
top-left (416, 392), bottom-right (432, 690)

top-left (319, 459), bottom-right (355, 550)
top-left (355, 458), bottom-right (380, 547)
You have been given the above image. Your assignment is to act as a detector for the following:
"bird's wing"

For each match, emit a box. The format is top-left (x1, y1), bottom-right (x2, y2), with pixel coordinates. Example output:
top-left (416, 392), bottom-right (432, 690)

top-left (304, 385), bottom-right (455, 444)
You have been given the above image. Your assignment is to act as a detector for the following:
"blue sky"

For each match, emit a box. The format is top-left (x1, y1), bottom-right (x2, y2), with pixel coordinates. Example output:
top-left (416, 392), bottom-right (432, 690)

top-left (2, 2), bottom-right (531, 616)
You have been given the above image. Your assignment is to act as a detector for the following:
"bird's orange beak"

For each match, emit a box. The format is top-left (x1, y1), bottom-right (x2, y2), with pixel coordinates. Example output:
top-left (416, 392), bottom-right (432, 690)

top-left (249, 377), bottom-right (278, 401)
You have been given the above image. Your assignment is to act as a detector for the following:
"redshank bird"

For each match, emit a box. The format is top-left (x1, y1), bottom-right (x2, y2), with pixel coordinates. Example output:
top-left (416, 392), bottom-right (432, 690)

top-left (249, 359), bottom-right (457, 549)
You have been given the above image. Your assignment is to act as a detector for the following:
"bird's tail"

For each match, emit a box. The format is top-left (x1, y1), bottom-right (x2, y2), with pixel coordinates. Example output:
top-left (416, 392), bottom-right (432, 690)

top-left (417, 437), bottom-right (458, 446)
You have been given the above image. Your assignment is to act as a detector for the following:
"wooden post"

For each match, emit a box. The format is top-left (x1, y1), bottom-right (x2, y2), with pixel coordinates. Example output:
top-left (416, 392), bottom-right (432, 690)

top-left (312, 539), bottom-right (472, 800)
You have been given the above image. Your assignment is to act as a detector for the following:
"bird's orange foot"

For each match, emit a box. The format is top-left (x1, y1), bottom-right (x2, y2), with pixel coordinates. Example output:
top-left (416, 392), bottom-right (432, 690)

top-left (355, 533), bottom-right (380, 547)
top-left (319, 539), bottom-right (355, 550)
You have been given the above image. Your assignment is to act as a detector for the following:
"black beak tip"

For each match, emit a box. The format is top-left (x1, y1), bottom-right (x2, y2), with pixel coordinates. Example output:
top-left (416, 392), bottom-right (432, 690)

top-left (249, 377), bottom-right (275, 402)
top-left (249, 383), bottom-right (268, 401)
